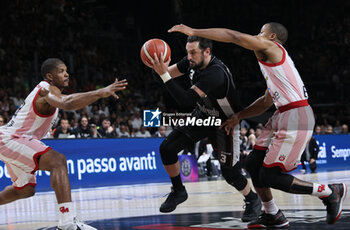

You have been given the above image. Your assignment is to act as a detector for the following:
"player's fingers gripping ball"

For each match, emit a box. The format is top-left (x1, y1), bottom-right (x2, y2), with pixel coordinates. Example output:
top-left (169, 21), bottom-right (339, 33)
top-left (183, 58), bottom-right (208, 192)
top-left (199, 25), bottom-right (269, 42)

top-left (140, 38), bottom-right (171, 68)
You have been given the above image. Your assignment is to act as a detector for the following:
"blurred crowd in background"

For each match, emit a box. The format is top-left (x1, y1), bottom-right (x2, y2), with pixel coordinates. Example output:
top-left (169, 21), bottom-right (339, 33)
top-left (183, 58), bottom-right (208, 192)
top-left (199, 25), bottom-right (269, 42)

top-left (0, 0), bottom-right (349, 140)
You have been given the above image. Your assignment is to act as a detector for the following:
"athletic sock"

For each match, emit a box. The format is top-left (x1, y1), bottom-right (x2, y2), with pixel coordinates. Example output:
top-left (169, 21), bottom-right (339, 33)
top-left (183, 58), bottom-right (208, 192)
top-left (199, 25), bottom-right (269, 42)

top-left (244, 189), bottom-right (258, 201)
top-left (312, 183), bottom-right (332, 198)
top-left (262, 199), bottom-right (279, 215)
top-left (58, 202), bottom-right (75, 225)
top-left (170, 174), bottom-right (185, 191)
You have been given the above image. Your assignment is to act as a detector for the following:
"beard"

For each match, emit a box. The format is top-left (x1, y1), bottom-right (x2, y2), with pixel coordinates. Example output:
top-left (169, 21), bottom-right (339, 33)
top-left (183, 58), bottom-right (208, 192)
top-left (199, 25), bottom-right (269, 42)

top-left (189, 59), bottom-right (205, 70)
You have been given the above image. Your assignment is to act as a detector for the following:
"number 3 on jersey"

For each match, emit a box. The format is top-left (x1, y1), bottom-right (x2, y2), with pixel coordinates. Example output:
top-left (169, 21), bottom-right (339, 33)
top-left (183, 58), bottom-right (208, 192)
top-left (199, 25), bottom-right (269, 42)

top-left (219, 154), bottom-right (226, 164)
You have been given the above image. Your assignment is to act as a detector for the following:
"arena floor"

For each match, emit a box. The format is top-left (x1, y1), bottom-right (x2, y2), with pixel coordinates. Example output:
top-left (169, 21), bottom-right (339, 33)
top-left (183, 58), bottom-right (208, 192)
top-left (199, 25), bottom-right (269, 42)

top-left (0, 170), bottom-right (349, 230)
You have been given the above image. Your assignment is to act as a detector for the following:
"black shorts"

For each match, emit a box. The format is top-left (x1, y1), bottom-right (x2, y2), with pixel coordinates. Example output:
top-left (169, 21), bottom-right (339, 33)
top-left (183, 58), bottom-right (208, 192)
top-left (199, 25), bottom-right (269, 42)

top-left (175, 124), bottom-right (240, 167)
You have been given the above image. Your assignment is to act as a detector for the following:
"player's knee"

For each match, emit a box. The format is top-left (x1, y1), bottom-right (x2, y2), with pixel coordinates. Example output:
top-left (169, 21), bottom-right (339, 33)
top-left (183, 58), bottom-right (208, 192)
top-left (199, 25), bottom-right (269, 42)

top-left (259, 166), bottom-right (275, 187)
top-left (259, 166), bottom-right (290, 189)
top-left (159, 139), bottom-right (178, 165)
top-left (260, 166), bottom-right (296, 192)
top-left (245, 149), bottom-right (265, 177)
top-left (54, 153), bottom-right (68, 169)
top-left (221, 165), bottom-right (247, 191)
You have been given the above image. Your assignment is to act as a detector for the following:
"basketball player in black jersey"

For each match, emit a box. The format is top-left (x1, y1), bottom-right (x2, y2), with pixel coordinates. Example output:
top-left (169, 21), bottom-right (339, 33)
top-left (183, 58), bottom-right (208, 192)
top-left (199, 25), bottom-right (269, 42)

top-left (149, 36), bottom-right (261, 222)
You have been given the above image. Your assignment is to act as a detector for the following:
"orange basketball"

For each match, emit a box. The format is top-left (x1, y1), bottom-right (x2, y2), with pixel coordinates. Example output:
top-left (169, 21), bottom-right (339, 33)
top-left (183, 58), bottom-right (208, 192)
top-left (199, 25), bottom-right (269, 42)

top-left (140, 38), bottom-right (171, 68)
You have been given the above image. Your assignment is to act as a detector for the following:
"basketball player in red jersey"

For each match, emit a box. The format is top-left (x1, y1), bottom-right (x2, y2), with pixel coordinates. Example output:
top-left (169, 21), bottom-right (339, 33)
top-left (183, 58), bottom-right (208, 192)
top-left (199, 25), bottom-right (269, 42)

top-left (0, 58), bottom-right (127, 230)
top-left (169, 23), bottom-right (347, 228)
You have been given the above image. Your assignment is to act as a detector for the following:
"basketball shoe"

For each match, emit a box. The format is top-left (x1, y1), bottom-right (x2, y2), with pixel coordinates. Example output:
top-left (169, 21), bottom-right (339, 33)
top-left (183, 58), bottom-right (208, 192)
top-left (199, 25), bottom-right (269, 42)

top-left (159, 186), bottom-right (188, 213)
top-left (241, 196), bottom-right (262, 222)
top-left (57, 217), bottom-right (97, 230)
top-left (321, 183), bottom-right (347, 224)
top-left (247, 209), bottom-right (289, 229)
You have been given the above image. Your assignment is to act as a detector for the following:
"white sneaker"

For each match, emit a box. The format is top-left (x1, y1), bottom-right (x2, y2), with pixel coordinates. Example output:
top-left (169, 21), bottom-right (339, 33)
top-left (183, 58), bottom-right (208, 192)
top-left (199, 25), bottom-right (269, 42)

top-left (57, 217), bottom-right (97, 230)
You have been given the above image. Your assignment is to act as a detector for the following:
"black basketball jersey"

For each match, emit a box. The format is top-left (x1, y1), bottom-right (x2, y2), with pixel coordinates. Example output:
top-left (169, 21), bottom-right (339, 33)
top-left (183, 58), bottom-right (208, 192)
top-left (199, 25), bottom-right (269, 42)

top-left (177, 56), bottom-right (241, 120)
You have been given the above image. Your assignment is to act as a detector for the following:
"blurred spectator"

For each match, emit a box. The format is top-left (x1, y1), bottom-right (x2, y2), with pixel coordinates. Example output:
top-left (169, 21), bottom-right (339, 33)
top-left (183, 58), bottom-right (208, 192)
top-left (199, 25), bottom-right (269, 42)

top-left (247, 128), bottom-right (257, 151)
top-left (240, 119), bottom-right (250, 130)
top-left (131, 111), bottom-right (142, 131)
top-left (255, 126), bottom-right (262, 139)
top-left (314, 125), bottom-right (322, 135)
top-left (42, 128), bottom-right (53, 139)
top-left (152, 125), bottom-right (167, 137)
top-left (69, 117), bottom-right (78, 130)
top-left (197, 137), bottom-right (213, 177)
top-left (8, 104), bottom-right (16, 116)
top-left (90, 105), bottom-right (100, 122)
top-left (114, 116), bottom-right (123, 133)
top-left (98, 100), bottom-right (110, 118)
top-left (9, 92), bottom-right (25, 109)
top-left (116, 123), bottom-right (131, 138)
top-left (0, 115), bottom-right (5, 126)
top-left (134, 126), bottom-right (151, 138)
top-left (97, 119), bottom-right (117, 138)
top-left (300, 137), bottom-right (319, 174)
top-left (342, 124), bottom-right (349, 134)
top-left (53, 119), bottom-right (74, 138)
top-left (333, 120), bottom-right (342, 134)
top-left (90, 116), bottom-right (100, 128)
top-left (0, 97), bottom-right (10, 112)
top-left (73, 116), bottom-right (96, 138)
top-left (325, 125), bottom-right (334, 134)
top-left (239, 127), bottom-right (248, 154)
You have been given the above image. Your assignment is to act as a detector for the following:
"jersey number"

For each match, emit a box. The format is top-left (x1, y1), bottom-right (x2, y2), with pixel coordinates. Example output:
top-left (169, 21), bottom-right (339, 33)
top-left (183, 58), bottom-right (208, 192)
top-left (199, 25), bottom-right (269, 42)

top-left (219, 154), bottom-right (226, 164)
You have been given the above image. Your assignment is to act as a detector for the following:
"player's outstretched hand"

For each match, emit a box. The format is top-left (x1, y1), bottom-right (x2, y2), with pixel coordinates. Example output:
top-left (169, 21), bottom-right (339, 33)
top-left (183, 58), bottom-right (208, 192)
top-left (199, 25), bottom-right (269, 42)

top-left (220, 114), bottom-right (240, 135)
top-left (168, 24), bottom-right (194, 36)
top-left (102, 78), bottom-right (128, 99)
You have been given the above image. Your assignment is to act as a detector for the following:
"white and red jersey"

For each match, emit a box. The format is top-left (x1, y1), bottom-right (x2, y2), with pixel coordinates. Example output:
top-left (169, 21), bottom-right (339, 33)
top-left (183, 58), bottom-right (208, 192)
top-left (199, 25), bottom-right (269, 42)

top-left (254, 42), bottom-right (315, 172)
top-left (258, 42), bottom-right (309, 111)
top-left (0, 81), bottom-right (58, 140)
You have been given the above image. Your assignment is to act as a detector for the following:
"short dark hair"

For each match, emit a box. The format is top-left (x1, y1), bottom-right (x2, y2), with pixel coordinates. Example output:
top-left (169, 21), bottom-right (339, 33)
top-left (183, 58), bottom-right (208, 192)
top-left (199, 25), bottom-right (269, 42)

top-left (60, 118), bottom-right (68, 124)
top-left (187, 36), bottom-right (213, 53)
top-left (41, 58), bottom-right (64, 78)
top-left (267, 22), bottom-right (288, 44)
